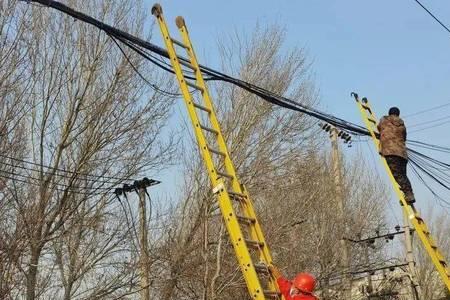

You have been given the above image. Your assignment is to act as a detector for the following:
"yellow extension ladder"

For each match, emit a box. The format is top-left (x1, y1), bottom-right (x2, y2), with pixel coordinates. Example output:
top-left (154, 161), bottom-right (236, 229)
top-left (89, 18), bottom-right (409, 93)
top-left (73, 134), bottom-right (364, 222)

top-left (152, 4), bottom-right (280, 299)
top-left (354, 93), bottom-right (450, 293)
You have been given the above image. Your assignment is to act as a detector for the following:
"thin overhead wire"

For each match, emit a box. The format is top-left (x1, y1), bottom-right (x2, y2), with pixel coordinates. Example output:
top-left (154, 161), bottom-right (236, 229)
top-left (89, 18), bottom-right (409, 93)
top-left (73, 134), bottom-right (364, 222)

top-left (412, 0), bottom-right (450, 36)
top-left (407, 140), bottom-right (450, 153)
top-left (0, 170), bottom-right (110, 196)
top-left (0, 157), bottom-right (122, 187)
top-left (404, 102), bottom-right (450, 118)
top-left (0, 153), bottom-right (136, 183)
top-left (409, 119), bottom-right (450, 134)
top-left (408, 114), bottom-right (450, 128)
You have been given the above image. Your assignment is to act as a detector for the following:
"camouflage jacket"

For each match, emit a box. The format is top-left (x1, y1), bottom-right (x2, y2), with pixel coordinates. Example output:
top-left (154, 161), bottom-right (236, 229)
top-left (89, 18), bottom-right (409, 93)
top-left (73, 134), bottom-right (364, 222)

top-left (377, 115), bottom-right (407, 159)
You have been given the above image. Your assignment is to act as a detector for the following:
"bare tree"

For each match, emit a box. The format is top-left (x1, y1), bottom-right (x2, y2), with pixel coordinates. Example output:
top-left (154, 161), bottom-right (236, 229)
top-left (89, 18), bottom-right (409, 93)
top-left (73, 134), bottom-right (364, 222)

top-left (154, 24), bottom-right (388, 300)
top-left (0, 1), bottom-right (178, 299)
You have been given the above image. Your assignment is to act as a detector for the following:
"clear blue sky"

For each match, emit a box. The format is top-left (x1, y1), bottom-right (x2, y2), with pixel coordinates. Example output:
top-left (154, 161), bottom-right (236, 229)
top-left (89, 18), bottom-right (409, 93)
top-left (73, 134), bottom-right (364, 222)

top-left (144, 0), bottom-right (450, 221)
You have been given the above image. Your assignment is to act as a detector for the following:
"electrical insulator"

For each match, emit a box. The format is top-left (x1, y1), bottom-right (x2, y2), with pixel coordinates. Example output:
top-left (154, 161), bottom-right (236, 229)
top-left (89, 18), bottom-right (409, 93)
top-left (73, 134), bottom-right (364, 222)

top-left (123, 183), bottom-right (133, 193)
top-left (114, 188), bottom-right (123, 196)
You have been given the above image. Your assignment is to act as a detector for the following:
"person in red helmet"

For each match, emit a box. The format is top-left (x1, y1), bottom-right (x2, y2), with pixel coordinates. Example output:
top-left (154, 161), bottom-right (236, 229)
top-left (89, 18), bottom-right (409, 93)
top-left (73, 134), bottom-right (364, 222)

top-left (268, 264), bottom-right (318, 300)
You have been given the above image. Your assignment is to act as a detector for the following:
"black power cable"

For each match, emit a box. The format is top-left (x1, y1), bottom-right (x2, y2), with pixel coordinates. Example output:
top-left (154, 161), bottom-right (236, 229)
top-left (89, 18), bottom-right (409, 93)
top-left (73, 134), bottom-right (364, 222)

top-left (18, 0), bottom-right (450, 202)
top-left (24, 0), bottom-right (370, 137)
top-left (0, 153), bottom-right (136, 183)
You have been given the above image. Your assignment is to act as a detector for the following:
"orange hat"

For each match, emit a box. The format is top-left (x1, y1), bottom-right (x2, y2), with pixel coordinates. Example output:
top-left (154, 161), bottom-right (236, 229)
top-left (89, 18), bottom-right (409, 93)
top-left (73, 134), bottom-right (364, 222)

top-left (293, 273), bottom-right (316, 294)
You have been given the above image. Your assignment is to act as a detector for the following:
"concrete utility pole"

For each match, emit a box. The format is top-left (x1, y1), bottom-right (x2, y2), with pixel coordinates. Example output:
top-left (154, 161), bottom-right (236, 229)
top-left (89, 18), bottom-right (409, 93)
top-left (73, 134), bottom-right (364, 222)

top-left (402, 210), bottom-right (421, 300)
top-left (114, 178), bottom-right (160, 300)
top-left (136, 181), bottom-right (150, 300)
top-left (321, 123), bottom-right (352, 298)
top-left (364, 242), bottom-right (374, 297)
top-left (134, 178), bottom-right (159, 300)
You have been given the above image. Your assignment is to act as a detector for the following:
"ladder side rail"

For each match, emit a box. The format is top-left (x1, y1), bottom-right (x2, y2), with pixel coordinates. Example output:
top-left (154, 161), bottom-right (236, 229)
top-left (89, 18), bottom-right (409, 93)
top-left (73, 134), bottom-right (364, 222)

top-left (152, 10), bottom-right (218, 189)
top-left (177, 19), bottom-right (281, 296)
top-left (240, 185), bottom-right (280, 293)
top-left (176, 16), bottom-right (276, 265)
top-left (175, 17), bottom-right (241, 194)
top-left (355, 99), bottom-right (450, 292)
top-left (152, 8), bottom-right (270, 300)
top-left (176, 17), bottom-right (280, 297)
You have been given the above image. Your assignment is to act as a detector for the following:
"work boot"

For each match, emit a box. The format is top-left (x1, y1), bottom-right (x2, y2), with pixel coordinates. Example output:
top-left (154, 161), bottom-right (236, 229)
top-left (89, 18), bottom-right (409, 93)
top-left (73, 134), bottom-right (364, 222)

top-left (405, 193), bottom-right (416, 205)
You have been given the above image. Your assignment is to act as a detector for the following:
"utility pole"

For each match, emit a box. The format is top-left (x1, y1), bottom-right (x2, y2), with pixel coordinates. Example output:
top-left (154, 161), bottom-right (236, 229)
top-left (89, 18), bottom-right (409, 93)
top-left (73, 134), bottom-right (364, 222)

top-left (402, 210), bottom-right (421, 300)
top-left (320, 123), bottom-right (352, 298)
top-left (136, 179), bottom-right (150, 300)
top-left (346, 226), bottom-right (418, 299)
top-left (135, 178), bottom-right (160, 300)
top-left (364, 242), bottom-right (374, 297)
top-left (115, 178), bottom-right (160, 300)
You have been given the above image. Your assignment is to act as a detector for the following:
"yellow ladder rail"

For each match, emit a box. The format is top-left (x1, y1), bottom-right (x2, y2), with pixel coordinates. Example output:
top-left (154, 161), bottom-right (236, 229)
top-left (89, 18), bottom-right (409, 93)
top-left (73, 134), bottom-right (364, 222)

top-left (152, 4), bottom-right (280, 299)
top-left (353, 93), bottom-right (450, 293)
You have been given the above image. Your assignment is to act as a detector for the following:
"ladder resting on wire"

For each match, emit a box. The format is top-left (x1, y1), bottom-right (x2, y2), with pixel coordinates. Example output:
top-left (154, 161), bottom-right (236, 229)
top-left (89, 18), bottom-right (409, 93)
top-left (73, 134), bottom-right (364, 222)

top-left (354, 93), bottom-right (450, 293)
top-left (152, 4), bottom-right (281, 299)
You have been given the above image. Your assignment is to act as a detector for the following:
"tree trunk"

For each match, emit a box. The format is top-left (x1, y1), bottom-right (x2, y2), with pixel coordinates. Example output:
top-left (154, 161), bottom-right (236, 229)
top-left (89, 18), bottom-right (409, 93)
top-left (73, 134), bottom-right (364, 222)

top-left (26, 249), bottom-right (41, 300)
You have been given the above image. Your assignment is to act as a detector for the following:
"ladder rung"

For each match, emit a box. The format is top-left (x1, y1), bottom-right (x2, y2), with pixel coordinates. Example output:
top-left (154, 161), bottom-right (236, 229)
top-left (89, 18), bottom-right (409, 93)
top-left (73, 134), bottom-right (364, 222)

top-left (193, 102), bottom-right (211, 113)
top-left (367, 117), bottom-right (377, 124)
top-left (171, 37), bottom-right (188, 49)
top-left (216, 171), bottom-right (233, 179)
top-left (254, 263), bottom-right (269, 274)
top-left (179, 59), bottom-right (197, 71)
top-left (263, 291), bottom-right (281, 298)
top-left (185, 80), bottom-right (204, 92)
top-left (199, 124), bottom-right (218, 135)
top-left (245, 239), bottom-right (264, 249)
top-left (361, 103), bottom-right (372, 113)
top-left (237, 215), bottom-right (256, 225)
top-left (208, 147), bottom-right (226, 157)
top-left (229, 191), bottom-right (246, 199)
top-left (436, 252), bottom-right (446, 264)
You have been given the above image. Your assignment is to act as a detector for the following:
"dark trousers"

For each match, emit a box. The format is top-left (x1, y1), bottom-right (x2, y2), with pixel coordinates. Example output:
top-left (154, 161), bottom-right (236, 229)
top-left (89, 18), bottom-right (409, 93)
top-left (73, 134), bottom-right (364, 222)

top-left (385, 155), bottom-right (415, 203)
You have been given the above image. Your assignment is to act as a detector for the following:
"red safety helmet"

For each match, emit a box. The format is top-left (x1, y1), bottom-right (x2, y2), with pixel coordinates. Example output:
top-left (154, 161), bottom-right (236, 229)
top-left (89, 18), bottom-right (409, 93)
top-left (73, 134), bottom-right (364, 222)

top-left (292, 273), bottom-right (316, 294)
